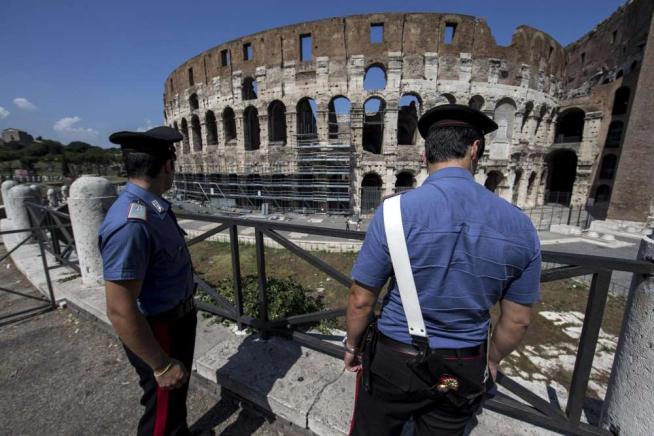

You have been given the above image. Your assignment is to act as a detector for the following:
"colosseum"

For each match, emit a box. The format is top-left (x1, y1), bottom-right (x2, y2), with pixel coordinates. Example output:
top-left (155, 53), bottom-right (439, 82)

top-left (163, 0), bottom-right (654, 221)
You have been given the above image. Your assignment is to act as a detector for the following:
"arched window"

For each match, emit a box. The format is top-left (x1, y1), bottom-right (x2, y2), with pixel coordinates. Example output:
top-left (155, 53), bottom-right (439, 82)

top-left (363, 97), bottom-right (385, 154)
top-left (267, 100), bottom-right (287, 144)
top-left (554, 108), bottom-right (585, 143)
top-left (493, 98), bottom-right (517, 143)
top-left (189, 93), bottom-right (199, 111)
top-left (243, 106), bottom-right (260, 151)
top-left (205, 111), bottom-right (218, 145)
top-left (545, 149), bottom-right (578, 205)
top-left (242, 77), bottom-right (257, 100)
top-left (526, 171), bottom-right (537, 198)
top-left (612, 87), bottom-right (630, 115)
top-left (521, 102), bottom-right (534, 132)
top-left (599, 154), bottom-right (617, 179)
top-left (534, 104), bottom-right (548, 134)
top-left (395, 171), bottom-right (415, 193)
top-left (363, 65), bottom-right (386, 91)
top-left (296, 97), bottom-right (318, 144)
top-left (484, 171), bottom-right (504, 193)
top-left (512, 169), bottom-right (523, 204)
top-left (595, 185), bottom-right (611, 203)
top-left (398, 94), bottom-right (421, 145)
top-left (468, 95), bottom-right (484, 111)
top-left (605, 121), bottom-right (623, 148)
top-left (180, 118), bottom-right (189, 154)
top-left (328, 96), bottom-right (352, 142)
top-left (191, 115), bottom-right (202, 152)
top-left (435, 94), bottom-right (456, 105)
top-left (361, 173), bottom-right (383, 213)
top-left (222, 107), bottom-right (237, 144)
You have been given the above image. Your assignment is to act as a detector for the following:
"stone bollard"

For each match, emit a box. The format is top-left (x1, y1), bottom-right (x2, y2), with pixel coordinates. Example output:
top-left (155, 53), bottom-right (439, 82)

top-left (61, 184), bottom-right (69, 201)
top-left (68, 176), bottom-right (116, 287)
top-left (47, 188), bottom-right (57, 208)
top-left (601, 231), bottom-right (654, 434)
top-left (29, 184), bottom-right (42, 204)
top-left (1, 179), bottom-right (18, 211)
top-left (6, 185), bottom-right (41, 236)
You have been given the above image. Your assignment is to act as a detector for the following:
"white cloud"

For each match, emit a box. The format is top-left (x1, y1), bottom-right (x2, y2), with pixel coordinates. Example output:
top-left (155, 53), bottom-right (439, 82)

top-left (53, 116), bottom-right (99, 140)
top-left (13, 97), bottom-right (37, 111)
top-left (136, 119), bottom-right (155, 132)
top-left (0, 106), bottom-right (9, 119)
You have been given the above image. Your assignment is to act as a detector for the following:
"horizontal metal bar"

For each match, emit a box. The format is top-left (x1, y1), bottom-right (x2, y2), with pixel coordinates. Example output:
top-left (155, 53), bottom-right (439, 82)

top-left (540, 265), bottom-right (596, 282)
top-left (0, 286), bottom-right (50, 303)
top-left (0, 223), bottom-right (72, 236)
top-left (194, 275), bottom-right (237, 316)
top-left (194, 300), bottom-right (238, 321)
top-left (262, 228), bottom-right (352, 288)
top-left (0, 304), bottom-right (54, 327)
top-left (542, 250), bottom-right (654, 274)
top-left (284, 307), bottom-right (346, 326)
top-left (175, 212), bottom-right (366, 241)
top-left (484, 393), bottom-right (610, 436)
top-left (269, 328), bottom-right (345, 359)
top-left (496, 372), bottom-right (565, 419)
top-left (186, 223), bottom-right (230, 246)
top-left (0, 234), bottom-right (31, 263)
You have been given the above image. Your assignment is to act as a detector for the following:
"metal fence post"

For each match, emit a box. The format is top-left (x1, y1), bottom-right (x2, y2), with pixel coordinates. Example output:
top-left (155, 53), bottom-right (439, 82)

top-left (230, 225), bottom-right (244, 330)
top-left (601, 231), bottom-right (654, 434)
top-left (255, 227), bottom-right (269, 339)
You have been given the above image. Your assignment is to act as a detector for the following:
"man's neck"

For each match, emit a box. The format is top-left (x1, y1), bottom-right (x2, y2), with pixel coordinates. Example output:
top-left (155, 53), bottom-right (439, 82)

top-left (128, 177), bottom-right (165, 197)
top-left (427, 159), bottom-right (473, 176)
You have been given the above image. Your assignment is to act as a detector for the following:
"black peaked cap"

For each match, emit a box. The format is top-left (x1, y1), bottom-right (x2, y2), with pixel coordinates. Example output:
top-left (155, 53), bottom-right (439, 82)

top-left (109, 126), bottom-right (182, 155)
top-left (417, 104), bottom-right (498, 139)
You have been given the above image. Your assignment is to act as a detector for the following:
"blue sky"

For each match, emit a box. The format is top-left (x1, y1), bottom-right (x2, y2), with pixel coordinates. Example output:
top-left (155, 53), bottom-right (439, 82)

top-left (0, 0), bottom-right (625, 148)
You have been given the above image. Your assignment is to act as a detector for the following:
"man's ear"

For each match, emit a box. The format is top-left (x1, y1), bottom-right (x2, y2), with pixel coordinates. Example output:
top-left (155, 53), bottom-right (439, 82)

top-left (470, 140), bottom-right (481, 161)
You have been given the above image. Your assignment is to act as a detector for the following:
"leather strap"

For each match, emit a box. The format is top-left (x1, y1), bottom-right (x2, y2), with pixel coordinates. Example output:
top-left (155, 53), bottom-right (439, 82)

top-left (383, 195), bottom-right (428, 339)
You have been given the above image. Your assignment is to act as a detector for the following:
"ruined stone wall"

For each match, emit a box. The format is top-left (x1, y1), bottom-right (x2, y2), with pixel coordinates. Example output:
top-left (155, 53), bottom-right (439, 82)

top-left (162, 7), bottom-right (650, 216)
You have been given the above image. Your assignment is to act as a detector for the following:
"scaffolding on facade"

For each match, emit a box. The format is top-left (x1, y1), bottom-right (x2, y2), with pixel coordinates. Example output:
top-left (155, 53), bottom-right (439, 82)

top-left (173, 112), bottom-right (354, 215)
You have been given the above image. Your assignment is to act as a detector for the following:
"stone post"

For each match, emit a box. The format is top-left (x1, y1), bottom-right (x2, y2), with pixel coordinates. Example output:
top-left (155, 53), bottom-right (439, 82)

top-left (47, 188), bottom-right (57, 208)
top-left (68, 176), bottom-right (117, 287)
top-left (1, 179), bottom-right (18, 211)
top-left (6, 185), bottom-right (41, 236)
top-left (61, 185), bottom-right (69, 200)
top-left (601, 229), bottom-right (654, 434)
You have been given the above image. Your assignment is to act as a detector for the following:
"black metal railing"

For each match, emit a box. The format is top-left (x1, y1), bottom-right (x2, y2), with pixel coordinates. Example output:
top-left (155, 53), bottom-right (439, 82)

top-left (25, 203), bottom-right (80, 273)
top-left (175, 211), bottom-right (654, 436)
top-left (524, 204), bottom-right (594, 231)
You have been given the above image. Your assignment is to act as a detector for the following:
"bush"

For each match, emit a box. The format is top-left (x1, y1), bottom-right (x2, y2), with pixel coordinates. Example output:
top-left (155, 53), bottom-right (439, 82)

top-left (196, 274), bottom-right (334, 330)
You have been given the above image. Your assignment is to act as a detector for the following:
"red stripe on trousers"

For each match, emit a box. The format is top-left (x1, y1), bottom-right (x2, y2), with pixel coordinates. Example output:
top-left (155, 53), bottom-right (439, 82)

top-left (348, 371), bottom-right (362, 436)
top-left (151, 323), bottom-right (171, 436)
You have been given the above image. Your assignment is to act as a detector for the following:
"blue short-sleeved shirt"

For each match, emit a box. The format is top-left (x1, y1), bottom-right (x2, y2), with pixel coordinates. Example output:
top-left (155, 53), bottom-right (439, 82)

top-left (352, 167), bottom-right (541, 349)
top-left (98, 183), bottom-right (194, 316)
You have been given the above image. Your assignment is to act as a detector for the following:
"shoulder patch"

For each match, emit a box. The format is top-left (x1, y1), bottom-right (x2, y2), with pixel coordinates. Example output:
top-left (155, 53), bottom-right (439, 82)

top-left (151, 199), bottom-right (163, 213)
top-left (127, 202), bottom-right (147, 221)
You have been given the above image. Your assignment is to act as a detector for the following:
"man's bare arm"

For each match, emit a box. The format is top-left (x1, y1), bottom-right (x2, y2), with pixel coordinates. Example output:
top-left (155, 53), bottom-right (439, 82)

top-left (344, 281), bottom-right (379, 371)
top-left (488, 299), bottom-right (534, 377)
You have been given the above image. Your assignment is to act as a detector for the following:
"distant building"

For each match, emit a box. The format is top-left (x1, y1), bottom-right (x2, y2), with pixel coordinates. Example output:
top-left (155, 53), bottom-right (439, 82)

top-left (1, 128), bottom-right (34, 145)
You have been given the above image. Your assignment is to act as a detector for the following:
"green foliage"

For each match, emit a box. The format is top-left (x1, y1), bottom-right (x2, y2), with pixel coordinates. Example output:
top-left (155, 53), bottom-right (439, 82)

top-left (197, 275), bottom-right (335, 330)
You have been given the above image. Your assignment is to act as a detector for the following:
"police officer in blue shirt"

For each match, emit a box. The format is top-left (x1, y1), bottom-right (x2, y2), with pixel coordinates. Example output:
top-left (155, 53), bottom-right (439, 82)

top-left (99, 126), bottom-right (197, 436)
top-left (344, 105), bottom-right (541, 435)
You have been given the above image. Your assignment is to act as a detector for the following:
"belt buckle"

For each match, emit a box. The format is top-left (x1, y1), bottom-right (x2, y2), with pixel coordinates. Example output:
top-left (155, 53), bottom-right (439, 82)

top-left (433, 375), bottom-right (460, 393)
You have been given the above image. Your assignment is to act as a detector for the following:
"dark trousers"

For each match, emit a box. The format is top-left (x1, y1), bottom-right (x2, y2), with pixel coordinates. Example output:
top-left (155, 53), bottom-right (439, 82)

top-left (123, 309), bottom-right (197, 436)
top-left (349, 337), bottom-right (488, 436)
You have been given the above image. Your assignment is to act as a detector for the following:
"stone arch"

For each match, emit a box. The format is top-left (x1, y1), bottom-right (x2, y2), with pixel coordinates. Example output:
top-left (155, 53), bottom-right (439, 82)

top-left (534, 104), bottom-right (548, 134)
top-left (554, 108), bottom-right (585, 143)
top-left (205, 110), bottom-right (218, 145)
top-left (363, 97), bottom-right (385, 154)
top-left (545, 149), bottom-right (577, 204)
top-left (180, 119), bottom-right (190, 155)
top-left (222, 107), bottom-right (237, 143)
top-left (395, 171), bottom-right (415, 192)
top-left (398, 94), bottom-right (421, 145)
top-left (361, 172), bottom-right (383, 213)
top-left (595, 184), bottom-right (611, 203)
top-left (512, 168), bottom-right (523, 204)
top-left (435, 93), bottom-right (456, 106)
top-left (612, 87), bottom-right (630, 116)
top-left (493, 98), bottom-right (517, 143)
top-left (468, 95), bottom-right (484, 111)
top-left (297, 97), bottom-right (318, 144)
top-left (191, 115), bottom-right (202, 152)
top-left (363, 64), bottom-right (387, 91)
top-left (605, 121), bottom-right (624, 148)
top-left (328, 96), bottom-right (351, 142)
top-left (242, 77), bottom-right (257, 100)
top-left (484, 170), bottom-right (504, 193)
top-left (267, 100), bottom-right (287, 144)
top-left (243, 106), bottom-right (260, 151)
top-left (599, 154), bottom-right (617, 179)
top-left (189, 93), bottom-right (199, 111)
top-left (521, 101), bottom-right (534, 132)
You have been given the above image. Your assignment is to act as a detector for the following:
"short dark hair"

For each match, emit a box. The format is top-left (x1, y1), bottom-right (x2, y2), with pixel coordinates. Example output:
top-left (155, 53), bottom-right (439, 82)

top-left (122, 150), bottom-right (168, 179)
top-left (424, 126), bottom-right (484, 164)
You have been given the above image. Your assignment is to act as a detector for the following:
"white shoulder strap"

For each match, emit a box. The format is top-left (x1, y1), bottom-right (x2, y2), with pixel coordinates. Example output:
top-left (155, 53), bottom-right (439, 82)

top-left (383, 195), bottom-right (427, 338)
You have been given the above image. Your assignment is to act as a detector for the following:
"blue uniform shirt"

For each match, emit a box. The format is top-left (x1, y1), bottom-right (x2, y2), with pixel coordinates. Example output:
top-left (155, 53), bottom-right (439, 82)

top-left (352, 167), bottom-right (541, 349)
top-left (98, 183), bottom-right (194, 316)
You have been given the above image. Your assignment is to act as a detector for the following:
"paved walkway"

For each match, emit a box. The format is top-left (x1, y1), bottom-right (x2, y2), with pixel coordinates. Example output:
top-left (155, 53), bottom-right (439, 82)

top-left (0, 244), bottom-right (311, 436)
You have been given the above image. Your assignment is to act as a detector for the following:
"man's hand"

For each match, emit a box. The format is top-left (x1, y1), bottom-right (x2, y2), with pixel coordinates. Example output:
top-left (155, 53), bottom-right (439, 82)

top-left (344, 350), bottom-right (362, 372)
top-left (488, 359), bottom-right (499, 382)
top-left (154, 358), bottom-right (189, 389)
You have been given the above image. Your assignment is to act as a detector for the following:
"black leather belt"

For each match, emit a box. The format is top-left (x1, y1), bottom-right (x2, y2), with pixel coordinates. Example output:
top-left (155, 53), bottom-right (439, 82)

top-left (378, 332), bottom-right (484, 358)
top-left (147, 295), bottom-right (196, 323)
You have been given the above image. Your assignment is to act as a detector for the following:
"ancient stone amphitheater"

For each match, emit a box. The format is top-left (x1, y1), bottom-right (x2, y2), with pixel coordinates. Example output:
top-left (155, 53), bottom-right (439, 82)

top-left (164, 0), bottom-right (653, 221)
